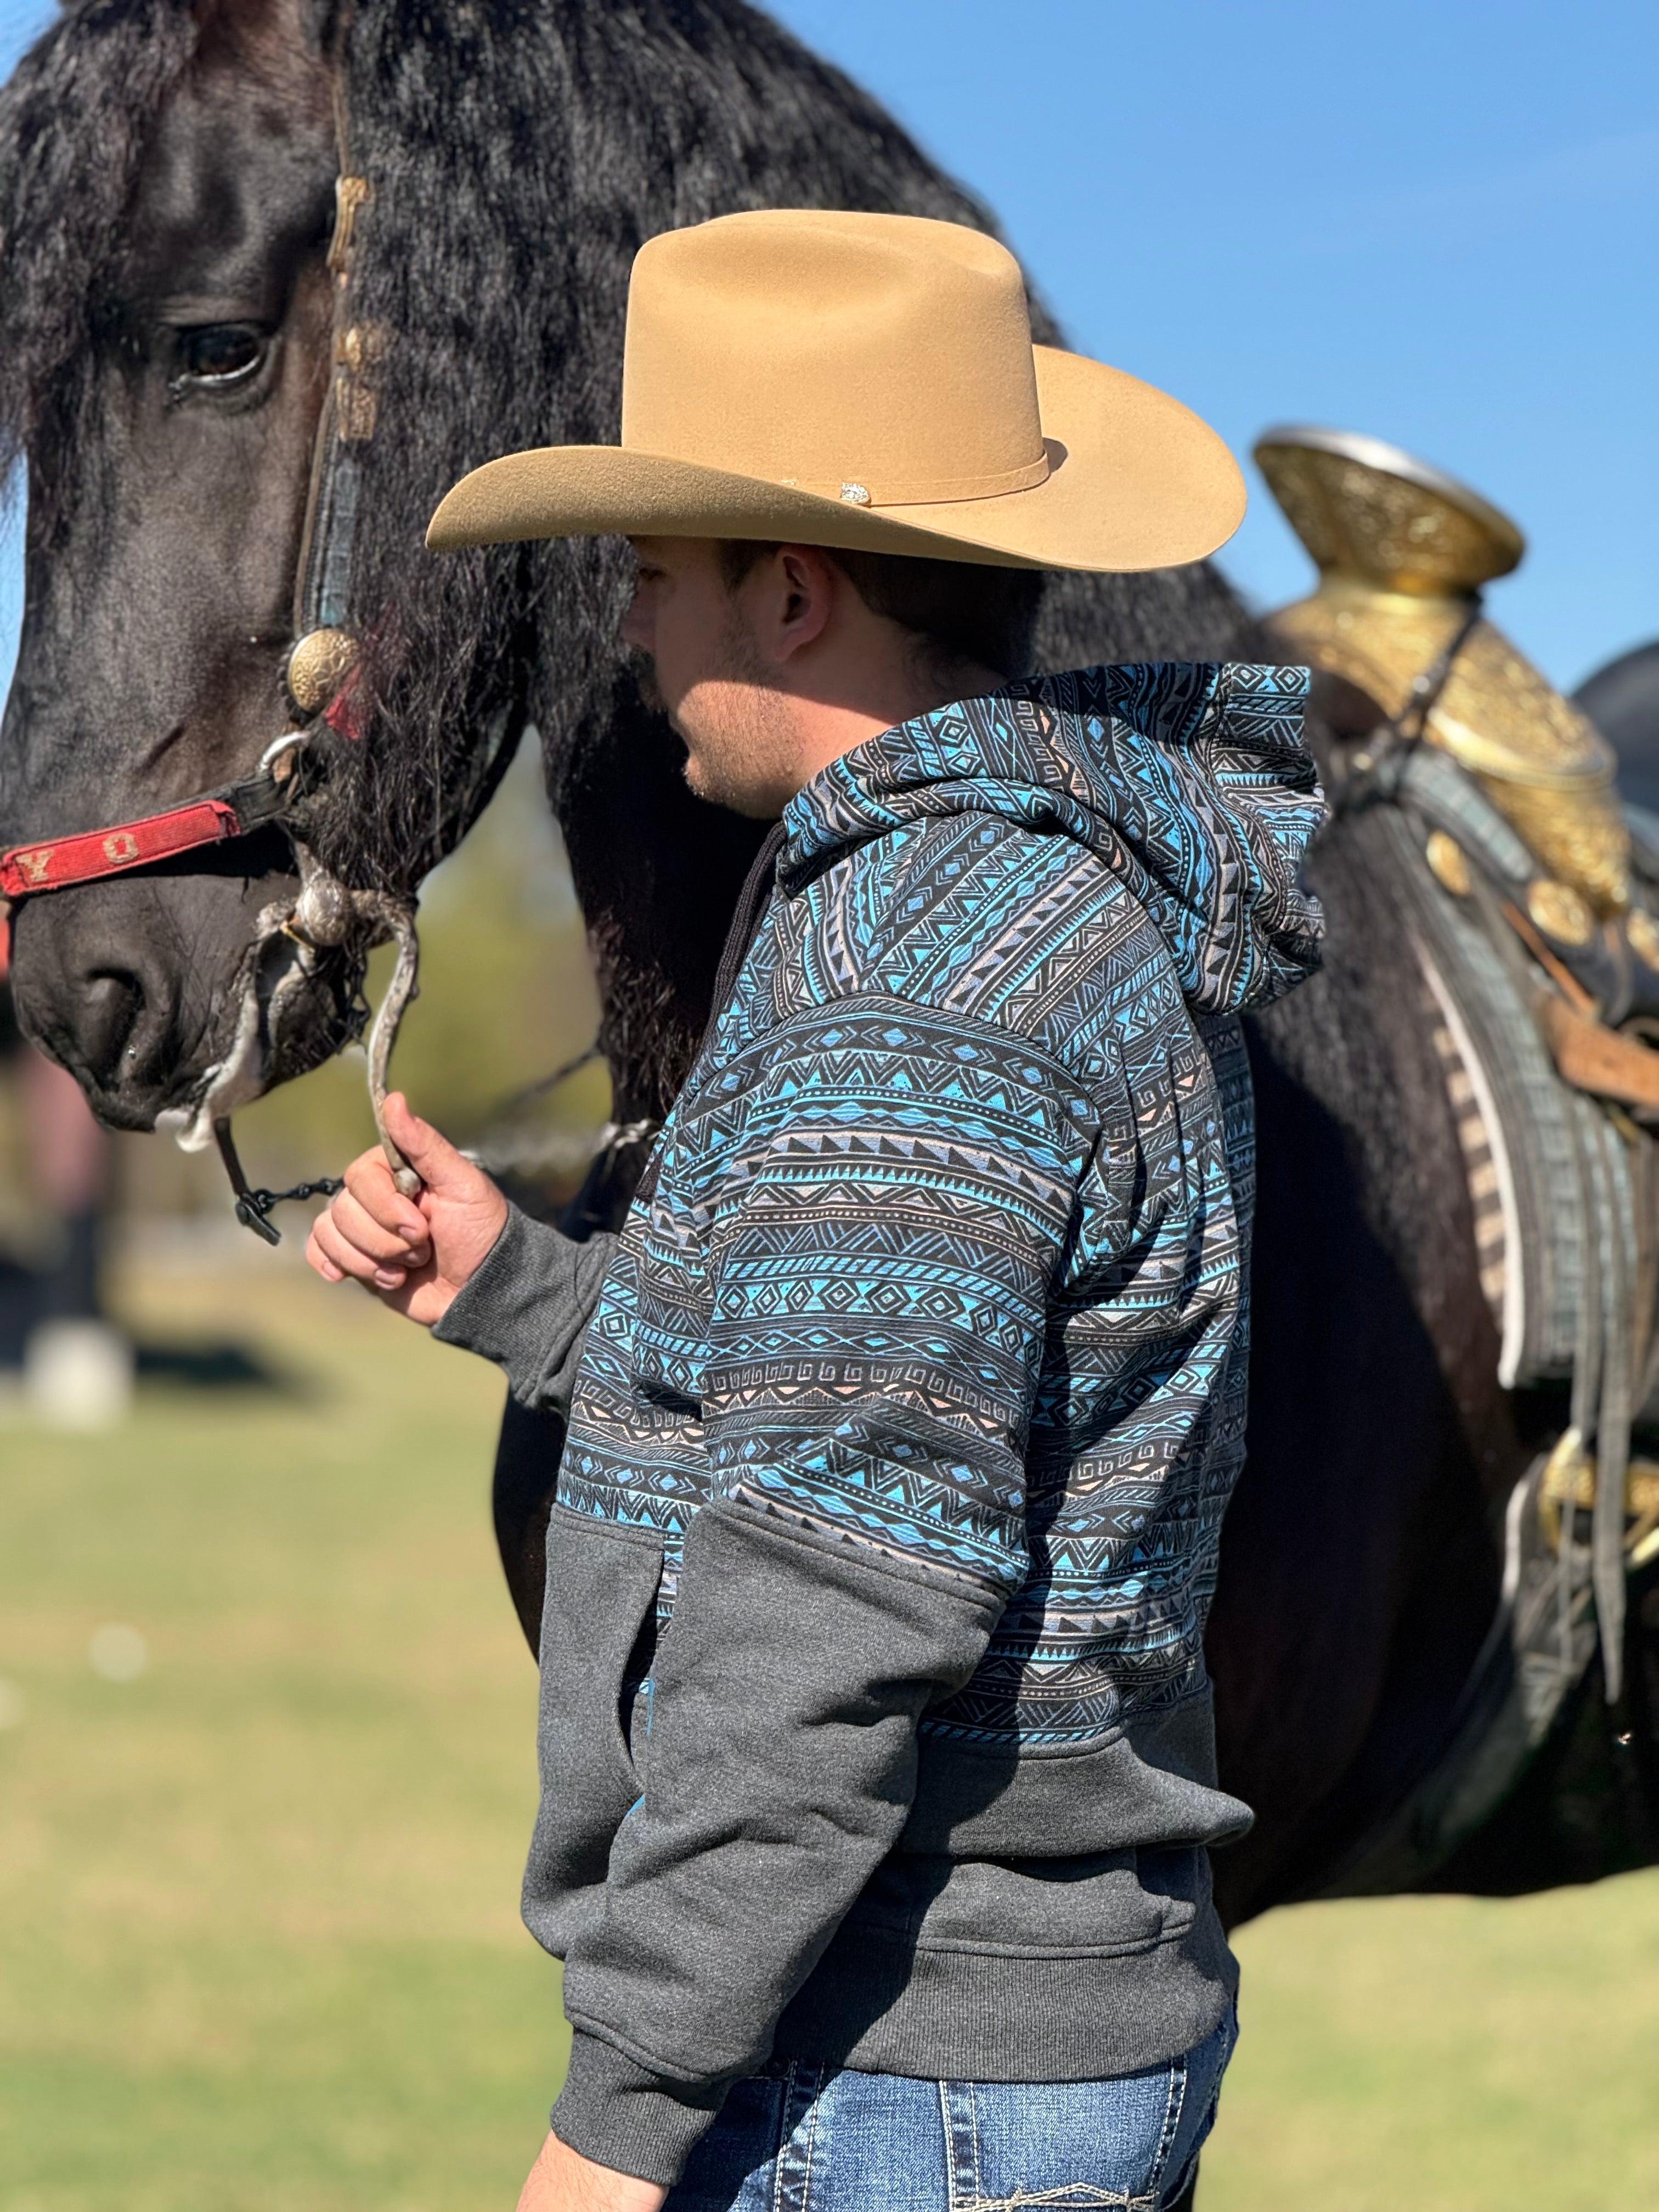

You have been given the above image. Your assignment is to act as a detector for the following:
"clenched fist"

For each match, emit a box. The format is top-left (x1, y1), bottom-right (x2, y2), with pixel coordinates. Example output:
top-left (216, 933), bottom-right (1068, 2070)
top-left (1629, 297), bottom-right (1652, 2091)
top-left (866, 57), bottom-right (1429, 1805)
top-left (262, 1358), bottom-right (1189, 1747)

top-left (306, 1091), bottom-right (507, 1326)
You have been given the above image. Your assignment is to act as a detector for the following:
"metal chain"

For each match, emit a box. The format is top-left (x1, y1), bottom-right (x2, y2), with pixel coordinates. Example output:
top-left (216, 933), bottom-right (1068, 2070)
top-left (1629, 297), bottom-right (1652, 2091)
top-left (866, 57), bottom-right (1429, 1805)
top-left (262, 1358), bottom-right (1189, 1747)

top-left (233, 1176), bottom-right (346, 1248)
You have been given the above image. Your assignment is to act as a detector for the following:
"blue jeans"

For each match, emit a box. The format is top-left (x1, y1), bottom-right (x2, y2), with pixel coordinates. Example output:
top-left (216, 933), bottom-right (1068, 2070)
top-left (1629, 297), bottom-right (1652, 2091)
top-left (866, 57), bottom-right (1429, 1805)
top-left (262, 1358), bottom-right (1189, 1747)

top-left (665, 2011), bottom-right (1237, 2211)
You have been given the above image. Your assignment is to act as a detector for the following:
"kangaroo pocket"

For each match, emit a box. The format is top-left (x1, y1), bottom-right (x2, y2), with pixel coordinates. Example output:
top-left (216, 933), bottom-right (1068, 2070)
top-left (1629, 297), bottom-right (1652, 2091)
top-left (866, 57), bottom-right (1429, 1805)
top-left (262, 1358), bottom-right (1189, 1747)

top-left (903, 1691), bottom-right (1252, 1855)
top-left (521, 1502), bottom-right (664, 1962)
top-left (773, 1843), bottom-right (1232, 2078)
top-left (842, 1844), bottom-right (1204, 1959)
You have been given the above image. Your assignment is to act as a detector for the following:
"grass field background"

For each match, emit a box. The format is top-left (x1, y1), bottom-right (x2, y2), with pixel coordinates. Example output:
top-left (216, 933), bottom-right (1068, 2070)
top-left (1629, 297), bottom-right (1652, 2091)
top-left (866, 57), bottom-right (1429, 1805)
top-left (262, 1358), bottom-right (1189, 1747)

top-left (2, 1260), bottom-right (1655, 2210)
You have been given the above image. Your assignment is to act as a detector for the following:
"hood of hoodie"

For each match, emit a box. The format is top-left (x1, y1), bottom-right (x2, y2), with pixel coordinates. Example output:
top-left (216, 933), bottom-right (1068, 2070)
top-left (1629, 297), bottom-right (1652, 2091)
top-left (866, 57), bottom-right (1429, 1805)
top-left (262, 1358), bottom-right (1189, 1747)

top-left (781, 661), bottom-right (1325, 1017)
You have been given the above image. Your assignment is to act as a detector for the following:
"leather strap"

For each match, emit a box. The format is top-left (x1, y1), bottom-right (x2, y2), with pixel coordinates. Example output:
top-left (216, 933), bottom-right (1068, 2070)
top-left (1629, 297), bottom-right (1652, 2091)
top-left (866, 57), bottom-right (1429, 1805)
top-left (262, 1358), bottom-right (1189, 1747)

top-left (1541, 995), bottom-right (1659, 1112)
top-left (0, 771), bottom-right (290, 900)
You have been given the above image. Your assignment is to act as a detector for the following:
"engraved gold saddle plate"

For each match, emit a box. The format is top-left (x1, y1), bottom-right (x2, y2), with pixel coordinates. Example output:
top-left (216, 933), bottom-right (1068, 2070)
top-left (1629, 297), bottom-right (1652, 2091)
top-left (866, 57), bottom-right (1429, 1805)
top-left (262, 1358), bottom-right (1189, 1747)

top-left (1256, 427), bottom-right (1629, 912)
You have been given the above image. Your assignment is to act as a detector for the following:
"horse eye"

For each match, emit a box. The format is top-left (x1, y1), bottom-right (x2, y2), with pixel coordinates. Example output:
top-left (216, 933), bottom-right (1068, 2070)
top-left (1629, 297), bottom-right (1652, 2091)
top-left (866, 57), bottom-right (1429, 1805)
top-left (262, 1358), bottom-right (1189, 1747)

top-left (176, 324), bottom-right (266, 388)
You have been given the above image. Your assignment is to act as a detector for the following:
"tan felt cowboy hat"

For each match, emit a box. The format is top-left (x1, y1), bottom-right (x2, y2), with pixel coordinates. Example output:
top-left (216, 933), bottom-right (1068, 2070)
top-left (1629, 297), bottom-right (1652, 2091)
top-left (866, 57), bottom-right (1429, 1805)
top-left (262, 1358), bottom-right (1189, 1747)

top-left (427, 209), bottom-right (1245, 573)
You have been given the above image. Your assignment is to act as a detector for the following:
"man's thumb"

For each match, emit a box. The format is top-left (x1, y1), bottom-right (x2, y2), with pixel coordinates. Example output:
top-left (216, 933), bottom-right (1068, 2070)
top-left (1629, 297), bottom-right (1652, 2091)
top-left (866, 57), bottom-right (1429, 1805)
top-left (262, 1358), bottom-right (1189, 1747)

top-left (381, 1092), bottom-right (470, 1189)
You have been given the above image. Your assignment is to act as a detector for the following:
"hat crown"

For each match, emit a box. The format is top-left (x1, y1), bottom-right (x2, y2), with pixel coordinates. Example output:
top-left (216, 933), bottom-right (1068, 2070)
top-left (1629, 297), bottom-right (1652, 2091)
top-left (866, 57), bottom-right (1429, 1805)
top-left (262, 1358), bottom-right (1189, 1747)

top-left (620, 210), bottom-right (1052, 509)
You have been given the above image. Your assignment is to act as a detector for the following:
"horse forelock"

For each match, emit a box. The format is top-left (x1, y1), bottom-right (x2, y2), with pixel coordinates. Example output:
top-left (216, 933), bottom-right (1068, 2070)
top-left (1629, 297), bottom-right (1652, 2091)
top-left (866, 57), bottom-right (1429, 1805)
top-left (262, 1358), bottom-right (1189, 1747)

top-left (0, 0), bottom-right (334, 517)
top-left (0, 1), bottom-right (198, 499)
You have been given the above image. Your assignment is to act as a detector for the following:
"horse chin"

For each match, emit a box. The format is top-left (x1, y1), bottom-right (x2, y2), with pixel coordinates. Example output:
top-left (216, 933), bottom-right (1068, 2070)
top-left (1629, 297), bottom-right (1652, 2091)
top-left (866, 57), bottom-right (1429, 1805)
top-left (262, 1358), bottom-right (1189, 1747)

top-left (158, 930), bottom-right (368, 1150)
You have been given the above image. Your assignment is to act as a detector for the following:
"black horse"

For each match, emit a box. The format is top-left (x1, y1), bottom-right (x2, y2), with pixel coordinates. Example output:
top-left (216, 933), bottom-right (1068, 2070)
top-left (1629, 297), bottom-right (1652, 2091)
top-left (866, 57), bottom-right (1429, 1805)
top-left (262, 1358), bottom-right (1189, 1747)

top-left (1578, 641), bottom-right (1659, 816)
top-left (1, 0), bottom-right (1654, 2097)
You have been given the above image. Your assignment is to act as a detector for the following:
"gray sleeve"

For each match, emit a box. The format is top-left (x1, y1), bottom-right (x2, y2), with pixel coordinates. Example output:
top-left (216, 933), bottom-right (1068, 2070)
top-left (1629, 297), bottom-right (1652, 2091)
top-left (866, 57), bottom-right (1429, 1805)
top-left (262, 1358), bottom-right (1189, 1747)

top-left (430, 1206), bottom-right (617, 1417)
top-left (548, 1498), bottom-right (1002, 2184)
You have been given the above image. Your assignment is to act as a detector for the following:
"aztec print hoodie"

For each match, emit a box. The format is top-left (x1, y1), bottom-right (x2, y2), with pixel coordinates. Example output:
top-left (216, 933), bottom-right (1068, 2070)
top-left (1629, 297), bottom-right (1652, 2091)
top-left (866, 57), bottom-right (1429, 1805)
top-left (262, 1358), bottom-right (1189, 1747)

top-left (435, 660), bottom-right (1324, 2186)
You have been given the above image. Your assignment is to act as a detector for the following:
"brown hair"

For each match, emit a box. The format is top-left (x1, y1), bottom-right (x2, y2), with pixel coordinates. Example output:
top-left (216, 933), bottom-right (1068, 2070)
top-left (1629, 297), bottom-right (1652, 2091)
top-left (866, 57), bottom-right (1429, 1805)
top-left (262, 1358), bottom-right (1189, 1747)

top-left (717, 540), bottom-right (1044, 680)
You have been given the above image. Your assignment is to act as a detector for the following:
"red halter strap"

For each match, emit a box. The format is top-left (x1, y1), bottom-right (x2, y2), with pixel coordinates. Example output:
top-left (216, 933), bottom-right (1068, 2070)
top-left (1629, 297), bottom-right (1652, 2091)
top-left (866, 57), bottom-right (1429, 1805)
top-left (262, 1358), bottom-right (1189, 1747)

top-left (0, 767), bottom-right (292, 902)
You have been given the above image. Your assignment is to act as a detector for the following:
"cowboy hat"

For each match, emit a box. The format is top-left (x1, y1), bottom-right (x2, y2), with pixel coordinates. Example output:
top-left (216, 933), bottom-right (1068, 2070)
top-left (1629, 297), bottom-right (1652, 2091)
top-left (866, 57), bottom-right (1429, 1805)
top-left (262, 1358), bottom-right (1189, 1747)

top-left (427, 208), bottom-right (1244, 573)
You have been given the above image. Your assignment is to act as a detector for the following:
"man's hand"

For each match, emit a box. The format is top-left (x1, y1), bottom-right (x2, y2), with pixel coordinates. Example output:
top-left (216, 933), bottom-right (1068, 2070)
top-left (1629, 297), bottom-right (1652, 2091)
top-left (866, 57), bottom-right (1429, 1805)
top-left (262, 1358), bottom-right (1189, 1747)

top-left (306, 1091), bottom-right (507, 1327)
top-left (515, 2129), bottom-right (668, 2212)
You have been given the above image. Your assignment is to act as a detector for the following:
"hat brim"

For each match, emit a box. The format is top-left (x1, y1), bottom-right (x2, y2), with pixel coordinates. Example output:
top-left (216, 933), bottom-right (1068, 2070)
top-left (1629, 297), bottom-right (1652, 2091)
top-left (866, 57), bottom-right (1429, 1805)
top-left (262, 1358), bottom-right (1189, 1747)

top-left (426, 347), bottom-right (1245, 574)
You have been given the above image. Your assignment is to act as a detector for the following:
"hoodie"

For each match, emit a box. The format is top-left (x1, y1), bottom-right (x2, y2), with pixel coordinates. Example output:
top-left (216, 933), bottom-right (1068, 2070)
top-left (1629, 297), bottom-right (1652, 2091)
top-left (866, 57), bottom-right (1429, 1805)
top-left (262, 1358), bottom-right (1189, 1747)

top-left (435, 661), bottom-right (1324, 2184)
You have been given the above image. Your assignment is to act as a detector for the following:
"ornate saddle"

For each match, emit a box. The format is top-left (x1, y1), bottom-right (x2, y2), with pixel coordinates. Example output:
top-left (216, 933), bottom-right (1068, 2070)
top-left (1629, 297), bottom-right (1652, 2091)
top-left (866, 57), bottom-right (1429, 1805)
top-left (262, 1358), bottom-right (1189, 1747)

top-left (1254, 428), bottom-right (1659, 1889)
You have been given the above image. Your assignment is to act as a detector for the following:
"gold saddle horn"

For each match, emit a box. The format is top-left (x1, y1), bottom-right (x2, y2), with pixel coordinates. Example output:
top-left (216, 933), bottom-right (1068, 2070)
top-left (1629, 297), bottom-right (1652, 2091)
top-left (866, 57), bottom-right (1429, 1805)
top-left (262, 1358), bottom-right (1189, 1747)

top-left (1255, 425), bottom-right (1630, 917)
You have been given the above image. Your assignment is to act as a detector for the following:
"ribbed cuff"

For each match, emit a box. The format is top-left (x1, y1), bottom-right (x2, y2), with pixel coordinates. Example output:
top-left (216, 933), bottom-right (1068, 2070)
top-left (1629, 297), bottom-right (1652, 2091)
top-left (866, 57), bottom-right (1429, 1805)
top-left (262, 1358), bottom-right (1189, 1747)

top-left (550, 2031), bottom-right (725, 2188)
top-left (429, 1203), bottom-right (571, 1371)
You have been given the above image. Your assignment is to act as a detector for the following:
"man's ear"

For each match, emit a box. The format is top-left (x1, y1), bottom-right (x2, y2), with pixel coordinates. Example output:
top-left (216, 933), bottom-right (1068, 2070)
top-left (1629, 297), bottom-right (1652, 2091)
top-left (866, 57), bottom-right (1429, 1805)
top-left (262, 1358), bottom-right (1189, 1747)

top-left (768, 545), bottom-right (838, 663)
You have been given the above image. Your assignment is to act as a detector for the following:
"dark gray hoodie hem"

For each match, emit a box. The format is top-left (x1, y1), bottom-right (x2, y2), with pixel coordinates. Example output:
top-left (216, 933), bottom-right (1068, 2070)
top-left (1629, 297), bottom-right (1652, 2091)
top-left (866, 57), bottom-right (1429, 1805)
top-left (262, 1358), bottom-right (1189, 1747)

top-left (549, 1903), bottom-right (1238, 2186)
top-left (532, 1500), bottom-right (1249, 2177)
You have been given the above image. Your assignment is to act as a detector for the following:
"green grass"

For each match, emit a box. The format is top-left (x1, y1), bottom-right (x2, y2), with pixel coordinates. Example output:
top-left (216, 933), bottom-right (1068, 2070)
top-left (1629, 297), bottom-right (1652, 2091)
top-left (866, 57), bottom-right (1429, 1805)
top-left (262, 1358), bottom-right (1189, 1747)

top-left (0, 1265), bottom-right (558, 2211)
top-left (1207, 1882), bottom-right (1659, 2209)
top-left (1, 1263), bottom-right (1656, 2209)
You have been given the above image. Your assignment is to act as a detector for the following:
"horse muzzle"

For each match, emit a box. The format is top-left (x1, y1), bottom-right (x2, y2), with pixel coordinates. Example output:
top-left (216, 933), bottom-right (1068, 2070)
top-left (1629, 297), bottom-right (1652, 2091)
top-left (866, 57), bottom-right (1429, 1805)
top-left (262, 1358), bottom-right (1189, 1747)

top-left (7, 866), bottom-right (360, 1131)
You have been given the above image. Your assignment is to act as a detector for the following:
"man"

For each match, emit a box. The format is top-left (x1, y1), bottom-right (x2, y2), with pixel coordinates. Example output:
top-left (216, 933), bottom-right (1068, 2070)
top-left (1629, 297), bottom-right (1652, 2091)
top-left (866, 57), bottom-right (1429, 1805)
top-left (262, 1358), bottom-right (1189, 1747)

top-left (308, 211), bottom-right (1323, 2211)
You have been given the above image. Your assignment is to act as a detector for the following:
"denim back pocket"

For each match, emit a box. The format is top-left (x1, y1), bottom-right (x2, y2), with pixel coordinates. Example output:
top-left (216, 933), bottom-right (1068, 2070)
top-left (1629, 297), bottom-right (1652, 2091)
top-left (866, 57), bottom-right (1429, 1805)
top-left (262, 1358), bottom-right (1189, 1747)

top-left (940, 2006), bottom-right (1236, 2212)
top-left (941, 2067), bottom-right (1183, 2210)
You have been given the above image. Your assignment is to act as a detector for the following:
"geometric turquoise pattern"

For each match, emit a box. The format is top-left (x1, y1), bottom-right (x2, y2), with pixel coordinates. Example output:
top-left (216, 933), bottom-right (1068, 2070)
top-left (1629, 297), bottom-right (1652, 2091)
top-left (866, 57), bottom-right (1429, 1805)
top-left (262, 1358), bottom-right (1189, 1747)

top-left (561, 662), bottom-right (1323, 1747)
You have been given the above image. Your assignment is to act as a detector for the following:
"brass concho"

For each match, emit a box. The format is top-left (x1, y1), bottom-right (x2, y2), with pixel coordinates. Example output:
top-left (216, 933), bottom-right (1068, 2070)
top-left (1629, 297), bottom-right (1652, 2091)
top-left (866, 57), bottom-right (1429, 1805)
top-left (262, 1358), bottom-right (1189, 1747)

top-left (1526, 878), bottom-right (1595, 948)
top-left (285, 627), bottom-right (360, 718)
top-left (1256, 427), bottom-right (1630, 915)
top-left (1425, 830), bottom-right (1472, 899)
top-left (1628, 907), bottom-right (1659, 971)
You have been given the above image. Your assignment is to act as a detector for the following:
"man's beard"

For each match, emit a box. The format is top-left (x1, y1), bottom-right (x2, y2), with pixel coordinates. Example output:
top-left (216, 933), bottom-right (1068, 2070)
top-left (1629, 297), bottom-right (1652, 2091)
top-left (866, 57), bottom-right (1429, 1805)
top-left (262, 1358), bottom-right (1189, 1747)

top-left (681, 687), bottom-right (794, 816)
top-left (634, 620), bottom-right (795, 820)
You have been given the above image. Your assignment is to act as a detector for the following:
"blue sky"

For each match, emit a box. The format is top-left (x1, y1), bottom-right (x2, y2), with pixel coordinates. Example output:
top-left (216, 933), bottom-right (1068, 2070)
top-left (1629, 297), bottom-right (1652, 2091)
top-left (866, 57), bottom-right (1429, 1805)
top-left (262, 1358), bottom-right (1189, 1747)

top-left (1, 0), bottom-right (1654, 691)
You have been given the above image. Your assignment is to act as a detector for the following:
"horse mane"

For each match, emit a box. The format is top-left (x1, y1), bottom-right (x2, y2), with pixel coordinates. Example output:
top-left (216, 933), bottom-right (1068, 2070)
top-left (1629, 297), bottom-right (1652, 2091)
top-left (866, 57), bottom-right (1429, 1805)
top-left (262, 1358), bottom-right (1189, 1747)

top-left (326, 0), bottom-right (1246, 1103)
top-left (0, 0), bottom-right (1248, 1110)
top-left (320, 0), bottom-right (1041, 894)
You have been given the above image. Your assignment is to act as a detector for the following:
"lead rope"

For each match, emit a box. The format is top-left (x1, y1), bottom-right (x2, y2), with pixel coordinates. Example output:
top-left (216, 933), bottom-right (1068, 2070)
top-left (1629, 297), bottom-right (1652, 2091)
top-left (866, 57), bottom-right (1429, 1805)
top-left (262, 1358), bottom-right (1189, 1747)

top-left (211, 875), bottom-right (421, 1244)
top-left (209, 903), bottom-right (419, 1243)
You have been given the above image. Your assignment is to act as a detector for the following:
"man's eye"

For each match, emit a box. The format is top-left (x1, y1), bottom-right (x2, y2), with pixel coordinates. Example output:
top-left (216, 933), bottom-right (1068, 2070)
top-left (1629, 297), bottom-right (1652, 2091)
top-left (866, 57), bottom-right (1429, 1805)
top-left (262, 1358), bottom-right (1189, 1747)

top-left (173, 325), bottom-right (267, 391)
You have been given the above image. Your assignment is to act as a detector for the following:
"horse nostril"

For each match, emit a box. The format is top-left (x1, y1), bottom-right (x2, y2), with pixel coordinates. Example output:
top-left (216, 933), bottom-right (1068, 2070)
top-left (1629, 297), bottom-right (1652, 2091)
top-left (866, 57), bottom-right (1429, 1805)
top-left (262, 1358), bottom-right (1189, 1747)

top-left (78, 968), bottom-right (148, 1086)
